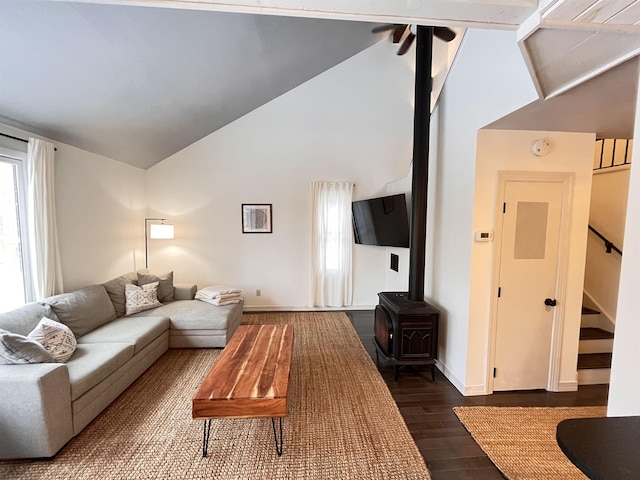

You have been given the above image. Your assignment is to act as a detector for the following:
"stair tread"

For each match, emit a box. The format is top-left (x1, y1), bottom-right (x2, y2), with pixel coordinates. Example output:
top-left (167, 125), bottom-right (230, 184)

top-left (581, 306), bottom-right (600, 315)
top-left (578, 353), bottom-right (612, 370)
top-left (580, 327), bottom-right (614, 340)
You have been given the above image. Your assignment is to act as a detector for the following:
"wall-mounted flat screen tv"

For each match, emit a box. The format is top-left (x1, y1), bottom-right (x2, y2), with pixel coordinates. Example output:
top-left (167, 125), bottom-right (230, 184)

top-left (352, 193), bottom-right (410, 248)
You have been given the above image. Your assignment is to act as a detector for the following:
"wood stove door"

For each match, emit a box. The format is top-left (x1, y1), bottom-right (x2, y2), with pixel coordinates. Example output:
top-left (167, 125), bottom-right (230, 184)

top-left (374, 305), bottom-right (394, 356)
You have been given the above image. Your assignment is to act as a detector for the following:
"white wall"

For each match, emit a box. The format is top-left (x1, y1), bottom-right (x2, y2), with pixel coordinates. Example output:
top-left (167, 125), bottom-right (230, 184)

top-left (146, 40), bottom-right (416, 308)
top-left (383, 168), bottom-right (411, 293)
top-left (583, 167), bottom-right (629, 324)
top-left (55, 144), bottom-right (147, 290)
top-left (608, 83), bottom-right (640, 416)
top-left (0, 123), bottom-right (147, 294)
top-left (430, 29), bottom-right (539, 393)
top-left (470, 129), bottom-right (595, 394)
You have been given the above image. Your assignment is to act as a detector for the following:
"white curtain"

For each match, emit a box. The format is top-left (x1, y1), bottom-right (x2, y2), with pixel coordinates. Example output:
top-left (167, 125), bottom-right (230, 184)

top-left (310, 181), bottom-right (354, 307)
top-left (27, 138), bottom-right (63, 299)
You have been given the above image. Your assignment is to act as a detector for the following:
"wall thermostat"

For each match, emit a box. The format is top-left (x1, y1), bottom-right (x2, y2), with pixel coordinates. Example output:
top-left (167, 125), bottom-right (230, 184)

top-left (474, 231), bottom-right (494, 242)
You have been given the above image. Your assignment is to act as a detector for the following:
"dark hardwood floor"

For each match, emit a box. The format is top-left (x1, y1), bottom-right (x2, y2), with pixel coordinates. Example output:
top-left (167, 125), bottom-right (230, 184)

top-left (346, 310), bottom-right (609, 480)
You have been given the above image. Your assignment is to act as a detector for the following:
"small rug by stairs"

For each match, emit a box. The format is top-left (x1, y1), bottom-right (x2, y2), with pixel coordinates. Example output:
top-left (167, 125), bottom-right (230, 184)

top-left (453, 406), bottom-right (607, 480)
top-left (1, 312), bottom-right (430, 480)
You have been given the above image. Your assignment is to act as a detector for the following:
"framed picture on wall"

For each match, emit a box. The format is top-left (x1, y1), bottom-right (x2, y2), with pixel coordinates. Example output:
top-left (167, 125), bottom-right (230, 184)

top-left (242, 204), bottom-right (273, 233)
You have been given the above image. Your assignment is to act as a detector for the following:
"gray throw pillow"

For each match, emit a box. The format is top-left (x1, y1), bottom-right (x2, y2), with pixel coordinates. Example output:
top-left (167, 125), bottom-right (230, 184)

top-left (0, 329), bottom-right (55, 365)
top-left (138, 271), bottom-right (174, 303)
top-left (44, 285), bottom-right (117, 337)
top-left (102, 271), bottom-right (138, 318)
top-left (0, 303), bottom-right (59, 337)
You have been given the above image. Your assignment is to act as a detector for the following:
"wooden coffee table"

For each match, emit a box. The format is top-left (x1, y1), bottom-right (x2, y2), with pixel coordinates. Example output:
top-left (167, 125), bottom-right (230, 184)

top-left (192, 324), bottom-right (294, 457)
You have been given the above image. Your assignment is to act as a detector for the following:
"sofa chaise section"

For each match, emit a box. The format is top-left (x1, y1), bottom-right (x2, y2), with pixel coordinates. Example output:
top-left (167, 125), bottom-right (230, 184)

top-left (131, 299), bottom-right (243, 348)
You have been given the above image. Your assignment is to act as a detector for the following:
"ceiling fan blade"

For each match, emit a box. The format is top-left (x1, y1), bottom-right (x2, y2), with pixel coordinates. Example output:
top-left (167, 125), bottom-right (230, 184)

top-left (371, 23), bottom-right (403, 34)
top-left (392, 25), bottom-right (408, 44)
top-left (434, 26), bottom-right (456, 42)
top-left (397, 32), bottom-right (415, 55)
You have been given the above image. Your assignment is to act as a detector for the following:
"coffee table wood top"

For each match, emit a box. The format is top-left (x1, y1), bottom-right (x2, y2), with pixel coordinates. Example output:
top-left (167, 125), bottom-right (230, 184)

top-left (192, 324), bottom-right (294, 420)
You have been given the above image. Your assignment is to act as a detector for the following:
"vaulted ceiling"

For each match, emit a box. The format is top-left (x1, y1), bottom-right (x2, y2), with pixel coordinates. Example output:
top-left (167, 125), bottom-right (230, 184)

top-left (0, 1), bottom-right (387, 168)
top-left (1, 0), bottom-right (639, 168)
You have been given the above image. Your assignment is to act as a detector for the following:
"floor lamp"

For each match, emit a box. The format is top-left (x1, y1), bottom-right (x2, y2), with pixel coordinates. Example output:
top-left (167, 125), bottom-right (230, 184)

top-left (145, 218), bottom-right (174, 269)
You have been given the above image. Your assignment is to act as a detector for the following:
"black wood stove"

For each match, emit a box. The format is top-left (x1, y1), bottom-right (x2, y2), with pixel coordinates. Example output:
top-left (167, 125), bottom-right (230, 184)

top-left (374, 292), bottom-right (439, 381)
top-left (372, 26), bottom-right (443, 382)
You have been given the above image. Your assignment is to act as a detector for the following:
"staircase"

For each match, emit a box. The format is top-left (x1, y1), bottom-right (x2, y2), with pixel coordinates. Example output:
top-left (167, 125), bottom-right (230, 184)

top-left (577, 306), bottom-right (614, 385)
top-left (576, 139), bottom-right (626, 386)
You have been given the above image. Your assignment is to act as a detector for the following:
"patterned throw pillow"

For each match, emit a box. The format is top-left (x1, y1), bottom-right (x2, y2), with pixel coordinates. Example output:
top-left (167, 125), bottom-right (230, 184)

top-left (125, 282), bottom-right (162, 316)
top-left (0, 329), bottom-right (55, 365)
top-left (138, 271), bottom-right (174, 303)
top-left (28, 317), bottom-right (77, 363)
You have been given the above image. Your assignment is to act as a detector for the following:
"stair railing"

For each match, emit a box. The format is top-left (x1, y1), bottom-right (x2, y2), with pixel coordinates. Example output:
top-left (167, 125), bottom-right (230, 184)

top-left (588, 225), bottom-right (622, 256)
top-left (595, 139), bottom-right (632, 171)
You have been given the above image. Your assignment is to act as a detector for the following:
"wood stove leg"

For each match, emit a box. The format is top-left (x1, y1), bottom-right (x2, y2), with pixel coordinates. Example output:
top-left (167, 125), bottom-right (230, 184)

top-left (394, 364), bottom-right (399, 383)
top-left (375, 350), bottom-right (379, 368)
top-left (431, 364), bottom-right (435, 382)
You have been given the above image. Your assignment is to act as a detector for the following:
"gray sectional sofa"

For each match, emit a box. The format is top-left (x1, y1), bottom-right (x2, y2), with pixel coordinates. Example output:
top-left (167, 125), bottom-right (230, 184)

top-left (0, 273), bottom-right (243, 459)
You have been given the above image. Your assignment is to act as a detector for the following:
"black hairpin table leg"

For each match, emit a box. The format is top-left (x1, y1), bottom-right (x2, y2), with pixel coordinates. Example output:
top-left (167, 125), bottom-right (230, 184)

top-left (271, 417), bottom-right (283, 456)
top-left (202, 419), bottom-right (212, 457)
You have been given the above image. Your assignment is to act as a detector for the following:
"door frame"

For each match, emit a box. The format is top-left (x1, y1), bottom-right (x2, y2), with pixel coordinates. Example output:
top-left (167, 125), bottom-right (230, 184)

top-left (486, 171), bottom-right (575, 393)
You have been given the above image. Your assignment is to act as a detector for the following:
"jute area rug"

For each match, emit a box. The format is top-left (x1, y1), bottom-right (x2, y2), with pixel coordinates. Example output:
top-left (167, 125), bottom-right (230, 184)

top-left (454, 405), bottom-right (607, 480)
top-left (1, 312), bottom-right (430, 480)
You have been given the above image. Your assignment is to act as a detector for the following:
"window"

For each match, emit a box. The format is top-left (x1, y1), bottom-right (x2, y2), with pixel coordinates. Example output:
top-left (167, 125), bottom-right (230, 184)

top-left (0, 147), bottom-right (32, 312)
top-left (310, 182), bottom-right (353, 307)
top-left (323, 204), bottom-right (343, 271)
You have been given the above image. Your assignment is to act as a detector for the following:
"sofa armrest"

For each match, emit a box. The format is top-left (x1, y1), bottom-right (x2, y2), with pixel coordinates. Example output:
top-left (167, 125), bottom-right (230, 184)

top-left (0, 363), bottom-right (73, 458)
top-left (174, 284), bottom-right (197, 300)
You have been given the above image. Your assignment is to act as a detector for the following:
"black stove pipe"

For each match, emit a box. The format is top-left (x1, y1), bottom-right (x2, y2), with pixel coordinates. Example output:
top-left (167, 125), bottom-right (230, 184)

top-left (408, 26), bottom-right (433, 302)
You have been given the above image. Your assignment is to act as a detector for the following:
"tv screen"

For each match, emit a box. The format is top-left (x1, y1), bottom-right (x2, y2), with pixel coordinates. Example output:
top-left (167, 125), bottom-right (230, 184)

top-left (352, 193), bottom-right (410, 248)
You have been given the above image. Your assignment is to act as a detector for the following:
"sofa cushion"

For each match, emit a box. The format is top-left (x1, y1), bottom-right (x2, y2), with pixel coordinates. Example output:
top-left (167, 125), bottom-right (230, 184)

top-left (102, 271), bottom-right (138, 318)
top-left (125, 282), bottom-right (161, 315)
top-left (138, 271), bottom-right (174, 303)
top-left (44, 285), bottom-right (117, 337)
top-left (0, 329), bottom-right (55, 364)
top-left (28, 318), bottom-right (77, 363)
top-left (130, 299), bottom-right (240, 330)
top-left (77, 316), bottom-right (169, 354)
top-left (66, 343), bottom-right (134, 401)
top-left (0, 303), bottom-right (59, 336)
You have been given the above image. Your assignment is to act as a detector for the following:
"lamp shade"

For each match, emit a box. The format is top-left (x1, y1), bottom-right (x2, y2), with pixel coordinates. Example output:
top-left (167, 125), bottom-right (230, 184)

top-left (149, 223), bottom-right (174, 239)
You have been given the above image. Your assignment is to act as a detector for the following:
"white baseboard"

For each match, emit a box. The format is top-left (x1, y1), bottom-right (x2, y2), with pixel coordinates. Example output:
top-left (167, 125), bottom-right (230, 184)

top-left (555, 380), bottom-right (579, 392)
top-left (464, 384), bottom-right (489, 396)
top-left (242, 305), bottom-right (376, 312)
top-left (435, 360), bottom-right (480, 396)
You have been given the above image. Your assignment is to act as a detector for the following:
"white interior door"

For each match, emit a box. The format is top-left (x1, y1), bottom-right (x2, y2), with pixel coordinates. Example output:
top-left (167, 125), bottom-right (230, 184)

top-left (493, 180), bottom-right (564, 391)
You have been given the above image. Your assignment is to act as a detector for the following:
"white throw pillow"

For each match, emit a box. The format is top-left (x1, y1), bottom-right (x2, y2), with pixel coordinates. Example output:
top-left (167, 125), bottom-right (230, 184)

top-left (0, 328), bottom-right (55, 364)
top-left (27, 317), bottom-right (77, 363)
top-left (125, 282), bottom-right (162, 315)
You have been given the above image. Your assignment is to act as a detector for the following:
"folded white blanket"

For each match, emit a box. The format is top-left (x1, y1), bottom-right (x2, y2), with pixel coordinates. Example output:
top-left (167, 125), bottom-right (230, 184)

top-left (196, 285), bottom-right (242, 299)
top-left (196, 295), bottom-right (243, 306)
top-left (195, 291), bottom-right (242, 301)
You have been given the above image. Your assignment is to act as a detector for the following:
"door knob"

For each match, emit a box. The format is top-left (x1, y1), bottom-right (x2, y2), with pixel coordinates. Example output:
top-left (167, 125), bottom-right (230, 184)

top-left (544, 298), bottom-right (557, 307)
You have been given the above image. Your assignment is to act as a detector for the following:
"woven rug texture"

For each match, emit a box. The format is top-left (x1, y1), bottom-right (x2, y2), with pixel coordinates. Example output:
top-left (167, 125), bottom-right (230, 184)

top-left (453, 405), bottom-right (607, 480)
top-left (1, 311), bottom-right (430, 480)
